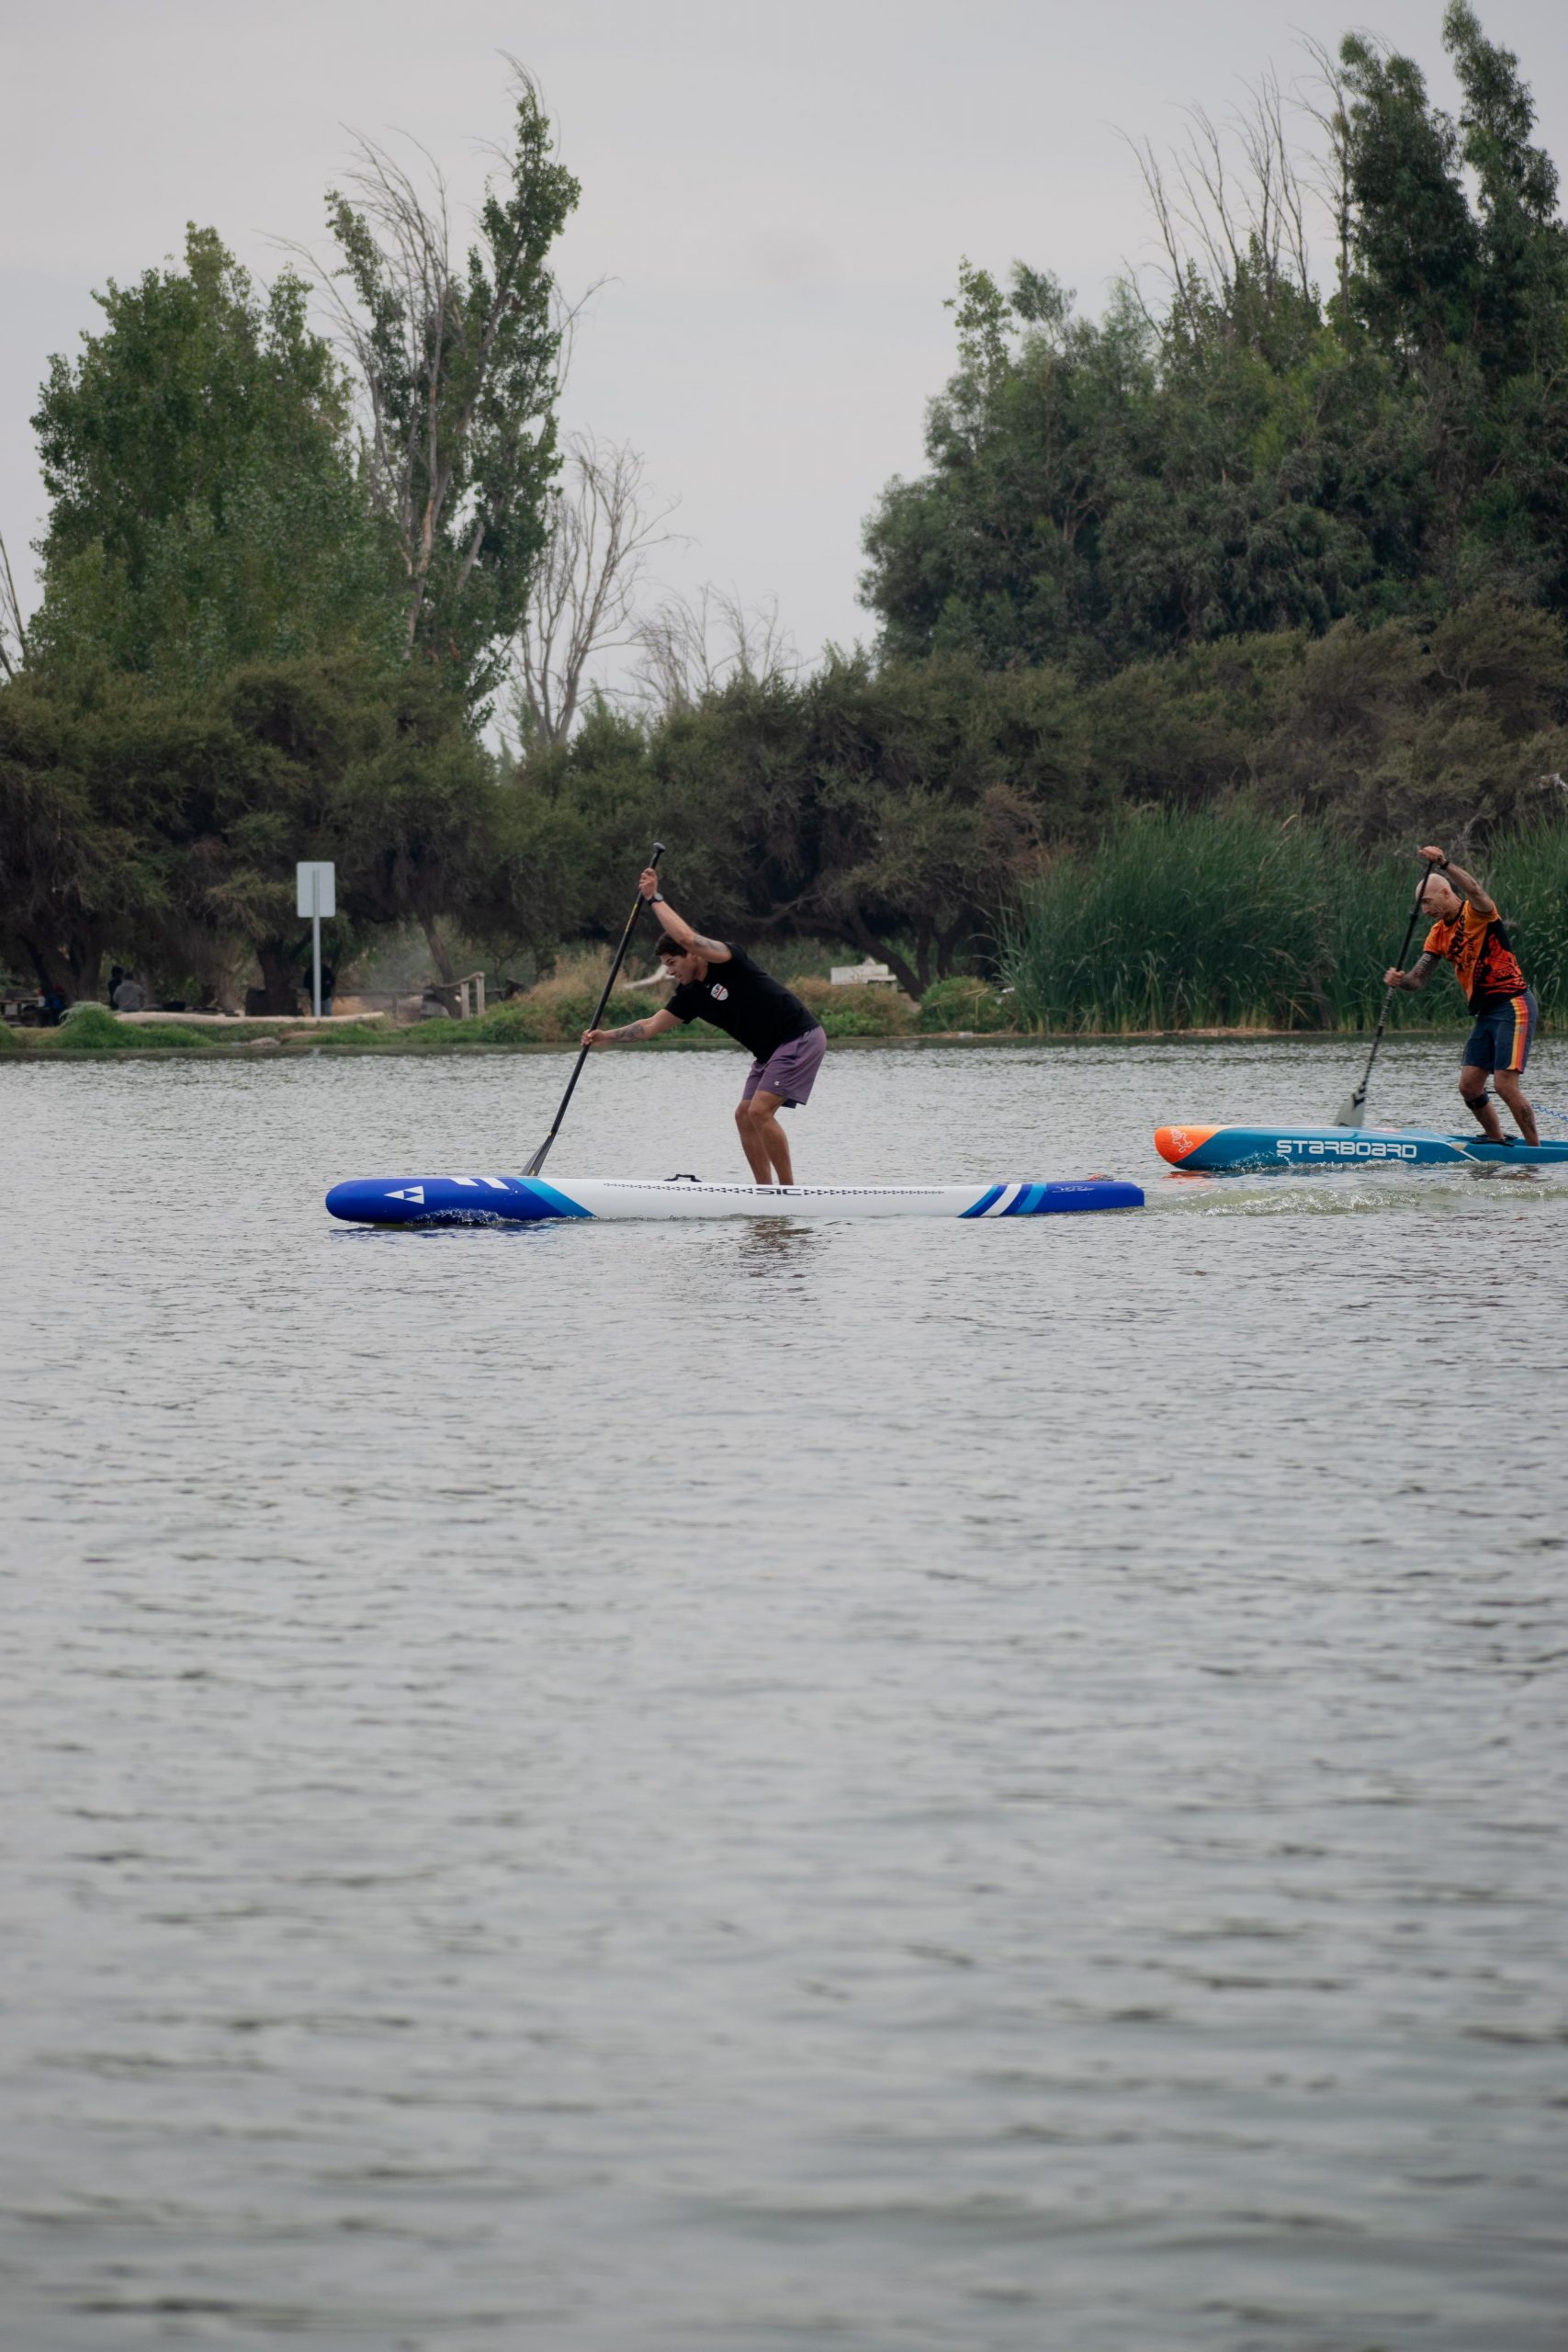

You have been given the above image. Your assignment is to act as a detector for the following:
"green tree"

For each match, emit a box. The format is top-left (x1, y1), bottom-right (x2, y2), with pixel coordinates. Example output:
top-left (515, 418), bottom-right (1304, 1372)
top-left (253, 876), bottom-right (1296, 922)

top-left (861, 262), bottom-right (1404, 673)
top-left (1443, 2), bottom-right (1568, 380)
top-left (6, 76), bottom-right (580, 1004)
top-left (0, 667), bottom-right (248, 1001)
top-left (30, 226), bottom-right (394, 689)
top-left (863, 12), bottom-right (1568, 673)
top-left (209, 658), bottom-right (499, 1008)
top-left (321, 71), bottom-right (580, 705)
top-left (1338, 40), bottom-right (1479, 366)
top-left (1339, 11), bottom-right (1568, 608)
top-left (505, 653), bottom-right (1105, 991)
top-left (0, 655), bottom-right (502, 1008)
top-left (332, 666), bottom-right (501, 984)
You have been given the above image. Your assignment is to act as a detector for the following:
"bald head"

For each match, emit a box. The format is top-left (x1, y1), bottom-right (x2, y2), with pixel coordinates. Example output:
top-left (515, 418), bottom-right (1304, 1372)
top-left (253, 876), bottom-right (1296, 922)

top-left (1420, 873), bottom-right (1462, 920)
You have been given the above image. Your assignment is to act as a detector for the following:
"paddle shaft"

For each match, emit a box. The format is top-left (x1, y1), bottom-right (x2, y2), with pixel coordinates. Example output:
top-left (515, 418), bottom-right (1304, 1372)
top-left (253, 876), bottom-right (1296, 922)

top-left (524, 842), bottom-right (663, 1177)
top-left (1344, 857), bottom-right (1439, 1116)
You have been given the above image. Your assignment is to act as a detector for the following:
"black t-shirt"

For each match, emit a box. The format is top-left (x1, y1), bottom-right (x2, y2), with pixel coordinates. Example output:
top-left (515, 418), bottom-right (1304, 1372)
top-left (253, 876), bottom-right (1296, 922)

top-left (667, 944), bottom-right (819, 1060)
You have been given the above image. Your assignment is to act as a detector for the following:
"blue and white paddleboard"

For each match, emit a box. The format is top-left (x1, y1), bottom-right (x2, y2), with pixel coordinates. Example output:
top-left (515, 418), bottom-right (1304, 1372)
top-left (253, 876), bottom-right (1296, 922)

top-left (1156, 1122), bottom-right (1568, 1173)
top-left (326, 1174), bottom-right (1144, 1227)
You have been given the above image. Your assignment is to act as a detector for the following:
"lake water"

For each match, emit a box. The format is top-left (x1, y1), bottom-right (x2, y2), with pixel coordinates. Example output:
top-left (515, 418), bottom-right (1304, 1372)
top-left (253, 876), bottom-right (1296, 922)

top-left (4, 1037), bottom-right (1567, 2351)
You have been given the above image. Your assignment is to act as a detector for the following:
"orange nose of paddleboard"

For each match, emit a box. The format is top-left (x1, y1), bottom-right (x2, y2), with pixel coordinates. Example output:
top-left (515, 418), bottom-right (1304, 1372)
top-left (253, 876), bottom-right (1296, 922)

top-left (1154, 1124), bottom-right (1217, 1166)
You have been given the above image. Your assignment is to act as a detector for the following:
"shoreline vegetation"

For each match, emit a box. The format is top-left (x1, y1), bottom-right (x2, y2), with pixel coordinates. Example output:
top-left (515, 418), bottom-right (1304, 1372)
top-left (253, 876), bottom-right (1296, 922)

top-left (6, 15), bottom-right (1568, 1037)
top-left (0, 1025), bottom-right (1483, 1062)
top-left (6, 807), bottom-right (1560, 1059)
top-left (0, 997), bottom-right (1494, 1064)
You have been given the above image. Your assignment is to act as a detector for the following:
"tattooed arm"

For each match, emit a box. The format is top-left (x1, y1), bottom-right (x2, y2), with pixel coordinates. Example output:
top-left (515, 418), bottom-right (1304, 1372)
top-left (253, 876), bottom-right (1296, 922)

top-left (637, 871), bottom-right (731, 964)
top-left (581, 1008), bottom-right (682, 1047)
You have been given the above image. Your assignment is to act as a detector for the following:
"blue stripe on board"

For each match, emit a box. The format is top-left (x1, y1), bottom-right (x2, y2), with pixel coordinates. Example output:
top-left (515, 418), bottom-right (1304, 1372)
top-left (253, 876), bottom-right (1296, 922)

top-left (960, 1183), bottom-right (1006, 1219)
top-left (520, 1178), bottom-right (595, 1219)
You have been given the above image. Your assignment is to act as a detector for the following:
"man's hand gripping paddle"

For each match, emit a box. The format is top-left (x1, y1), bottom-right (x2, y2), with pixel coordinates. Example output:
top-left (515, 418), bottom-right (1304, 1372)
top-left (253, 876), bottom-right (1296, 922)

top-left (523, 842), bottom-right (663, 1178)
top-left (1334, 854), bottom-right (1439, 1129)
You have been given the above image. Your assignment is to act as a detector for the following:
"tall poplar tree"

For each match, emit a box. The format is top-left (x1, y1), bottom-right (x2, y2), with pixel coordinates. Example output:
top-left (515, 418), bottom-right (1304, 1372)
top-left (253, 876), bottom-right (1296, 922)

top-left (321, 71), bottom-right (580, 707)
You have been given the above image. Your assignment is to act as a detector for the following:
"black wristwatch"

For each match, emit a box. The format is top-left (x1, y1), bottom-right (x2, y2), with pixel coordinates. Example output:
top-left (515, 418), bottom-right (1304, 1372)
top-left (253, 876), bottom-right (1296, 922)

top-left (649, 891), bottom-right (665, 904)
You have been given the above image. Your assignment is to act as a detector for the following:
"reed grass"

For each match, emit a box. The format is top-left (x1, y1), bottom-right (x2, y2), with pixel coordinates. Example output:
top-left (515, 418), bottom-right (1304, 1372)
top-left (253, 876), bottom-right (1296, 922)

top-left (1487, 822), bottom-right (1568, 1021)
top-left (1002, 809), bottom-right (1568, 1033)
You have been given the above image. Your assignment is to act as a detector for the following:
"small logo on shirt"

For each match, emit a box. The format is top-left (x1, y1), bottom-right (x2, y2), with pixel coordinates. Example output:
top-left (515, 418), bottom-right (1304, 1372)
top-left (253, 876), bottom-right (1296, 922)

top-left (709, 983), bottom-right (729, 1001)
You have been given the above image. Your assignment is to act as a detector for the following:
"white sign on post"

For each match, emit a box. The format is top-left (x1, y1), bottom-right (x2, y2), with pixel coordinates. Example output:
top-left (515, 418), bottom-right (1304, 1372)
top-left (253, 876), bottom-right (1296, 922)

top-left (296, 862), bottom-right (336, 1017)
top-left (296, 862), bottom-right (336, 919)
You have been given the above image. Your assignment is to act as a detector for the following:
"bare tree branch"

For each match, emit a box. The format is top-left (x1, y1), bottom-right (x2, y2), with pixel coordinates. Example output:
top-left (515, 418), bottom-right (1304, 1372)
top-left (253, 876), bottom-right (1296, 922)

top-left (510, 436), bottom-right (686, 742)
top-left (628, 584), bottom-right (800, 718)
top-left (1122, 135), bottom-right (1204, 336)
top-left (1120, 57), bottom-right (1335, 340)
top-left (1295, 34), bottom-right (1359, 310)
top-left (0, 528), bottom-right (29, 680)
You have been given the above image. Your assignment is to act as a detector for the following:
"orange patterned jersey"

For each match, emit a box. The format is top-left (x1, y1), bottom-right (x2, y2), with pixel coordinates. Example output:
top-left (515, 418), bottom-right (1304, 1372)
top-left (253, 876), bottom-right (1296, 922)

top-left (1424, 898), bottom-right (1528, 1011)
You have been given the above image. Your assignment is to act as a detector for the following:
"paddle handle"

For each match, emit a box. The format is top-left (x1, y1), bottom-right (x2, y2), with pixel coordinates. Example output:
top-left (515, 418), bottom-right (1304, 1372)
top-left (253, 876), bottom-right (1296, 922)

top-left (524, 842), bottom-right (664, 1177)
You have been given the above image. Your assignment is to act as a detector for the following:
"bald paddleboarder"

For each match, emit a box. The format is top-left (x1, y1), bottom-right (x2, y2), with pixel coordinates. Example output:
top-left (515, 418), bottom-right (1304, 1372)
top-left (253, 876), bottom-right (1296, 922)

top-left (581, 871), bottom-right (828, 1184)
top-left (1383, 845), bottom-right (1540, 1145)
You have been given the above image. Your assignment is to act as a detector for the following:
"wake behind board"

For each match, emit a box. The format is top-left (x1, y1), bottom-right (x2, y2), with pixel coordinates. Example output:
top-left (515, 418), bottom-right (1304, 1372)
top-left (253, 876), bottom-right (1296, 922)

top-left (1155, 1122), bottom-right (1568, 1174)
top-left (327, 1174), bottom-right (1144, 1227)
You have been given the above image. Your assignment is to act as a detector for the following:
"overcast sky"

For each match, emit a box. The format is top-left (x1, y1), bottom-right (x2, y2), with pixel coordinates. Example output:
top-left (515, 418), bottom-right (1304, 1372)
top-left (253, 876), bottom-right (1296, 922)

top-left (4, 0), bottom-right (1565, 676)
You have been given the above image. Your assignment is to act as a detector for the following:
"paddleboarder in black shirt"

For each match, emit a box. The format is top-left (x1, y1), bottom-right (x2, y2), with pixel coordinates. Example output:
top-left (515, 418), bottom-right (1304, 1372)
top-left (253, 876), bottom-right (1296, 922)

top-left (581, 869), bottom-right (827, 1183)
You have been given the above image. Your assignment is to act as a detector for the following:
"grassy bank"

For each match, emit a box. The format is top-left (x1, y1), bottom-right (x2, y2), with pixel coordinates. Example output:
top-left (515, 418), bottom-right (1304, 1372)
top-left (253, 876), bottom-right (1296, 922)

top-left (3, 1004), bottom-right (1472, 1061)
top-left (4, 942), bottom-right (1041, 1057)
top-left (3, 979), bottom-right (1002, 1057)
top-left (1003, 811), bottom-right (1568, 1035)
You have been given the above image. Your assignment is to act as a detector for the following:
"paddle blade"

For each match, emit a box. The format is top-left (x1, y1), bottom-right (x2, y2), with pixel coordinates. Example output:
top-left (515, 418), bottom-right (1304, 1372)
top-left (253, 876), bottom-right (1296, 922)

top-left (1336, 1090), bottom-right (1367, 1128)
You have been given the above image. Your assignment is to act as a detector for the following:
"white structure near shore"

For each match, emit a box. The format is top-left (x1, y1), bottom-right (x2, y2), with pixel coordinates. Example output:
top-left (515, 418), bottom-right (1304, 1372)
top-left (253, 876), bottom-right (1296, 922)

top-left (829, 960), bottom-right (897, 987)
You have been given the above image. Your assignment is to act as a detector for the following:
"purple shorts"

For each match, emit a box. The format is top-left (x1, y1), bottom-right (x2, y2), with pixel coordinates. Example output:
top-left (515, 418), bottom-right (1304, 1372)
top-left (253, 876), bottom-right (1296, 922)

top-left (741, 1024), bottom-right (827, 1108)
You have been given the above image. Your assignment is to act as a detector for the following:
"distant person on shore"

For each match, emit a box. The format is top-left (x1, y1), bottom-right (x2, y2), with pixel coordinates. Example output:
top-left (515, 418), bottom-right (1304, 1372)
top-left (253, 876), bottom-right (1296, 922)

top-left (581, 870), bottom-right (827, 1184)
top-left (39, 980), bottom-right (67, 1025)
top-left (1383, 845), bottom-right (1539, 1145)
top-left (112, 973), bottom-right (145, 1013)
top-left (319, 963), bottom-right (336, 1016)
top-left (106, 965), bottom-right (125, 1007)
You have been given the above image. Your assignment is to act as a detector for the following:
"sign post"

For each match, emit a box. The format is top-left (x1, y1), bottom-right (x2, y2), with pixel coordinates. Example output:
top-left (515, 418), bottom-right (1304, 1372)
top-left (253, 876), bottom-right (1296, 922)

top-left (295, 862), bottom-right (336, 1018)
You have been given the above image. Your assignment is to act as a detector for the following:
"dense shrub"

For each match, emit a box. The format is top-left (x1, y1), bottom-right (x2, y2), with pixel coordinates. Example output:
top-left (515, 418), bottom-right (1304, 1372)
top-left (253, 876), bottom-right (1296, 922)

top-left (52, 1004), bottom-right (131, 1048)
top-left (45, 1004), bottom-right (224, 1049)
top-left (794, 979), bottom-right (918, 1037)
top-left (468, 986), bottom-right (655, 1046)
top-left (917, 975), bottom-right (1015, 1032)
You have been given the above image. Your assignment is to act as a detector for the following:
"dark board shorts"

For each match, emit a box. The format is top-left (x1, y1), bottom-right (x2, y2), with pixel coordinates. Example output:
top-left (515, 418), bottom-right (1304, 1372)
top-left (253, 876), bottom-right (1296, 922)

top-left (740, 1024), bottom-right (828, 1108)
top-left (1462, 990), bottom-right (1536, 1075)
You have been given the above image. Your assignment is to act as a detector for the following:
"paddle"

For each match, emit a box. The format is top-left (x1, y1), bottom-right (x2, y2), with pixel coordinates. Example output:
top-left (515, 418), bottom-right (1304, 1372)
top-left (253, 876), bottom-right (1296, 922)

top-left (1334, 854), bottom-right (1439, 1129)
top-left (523, 842), bottom-right (664, 1178)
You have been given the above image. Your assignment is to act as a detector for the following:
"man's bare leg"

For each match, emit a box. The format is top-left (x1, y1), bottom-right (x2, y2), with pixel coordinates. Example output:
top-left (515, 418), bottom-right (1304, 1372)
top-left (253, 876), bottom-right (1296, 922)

top-left (756, 1095), bottom-right (795, 1184)
top-left (736, 1091), bottom-right (794, 1184)
top-left (734, 1100), bottom-right (773, 1182)
top-left (1460, 1063), bottom-right (1506, 1142)
top-left (1495, 1069), bottom-right (1540, 1145)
